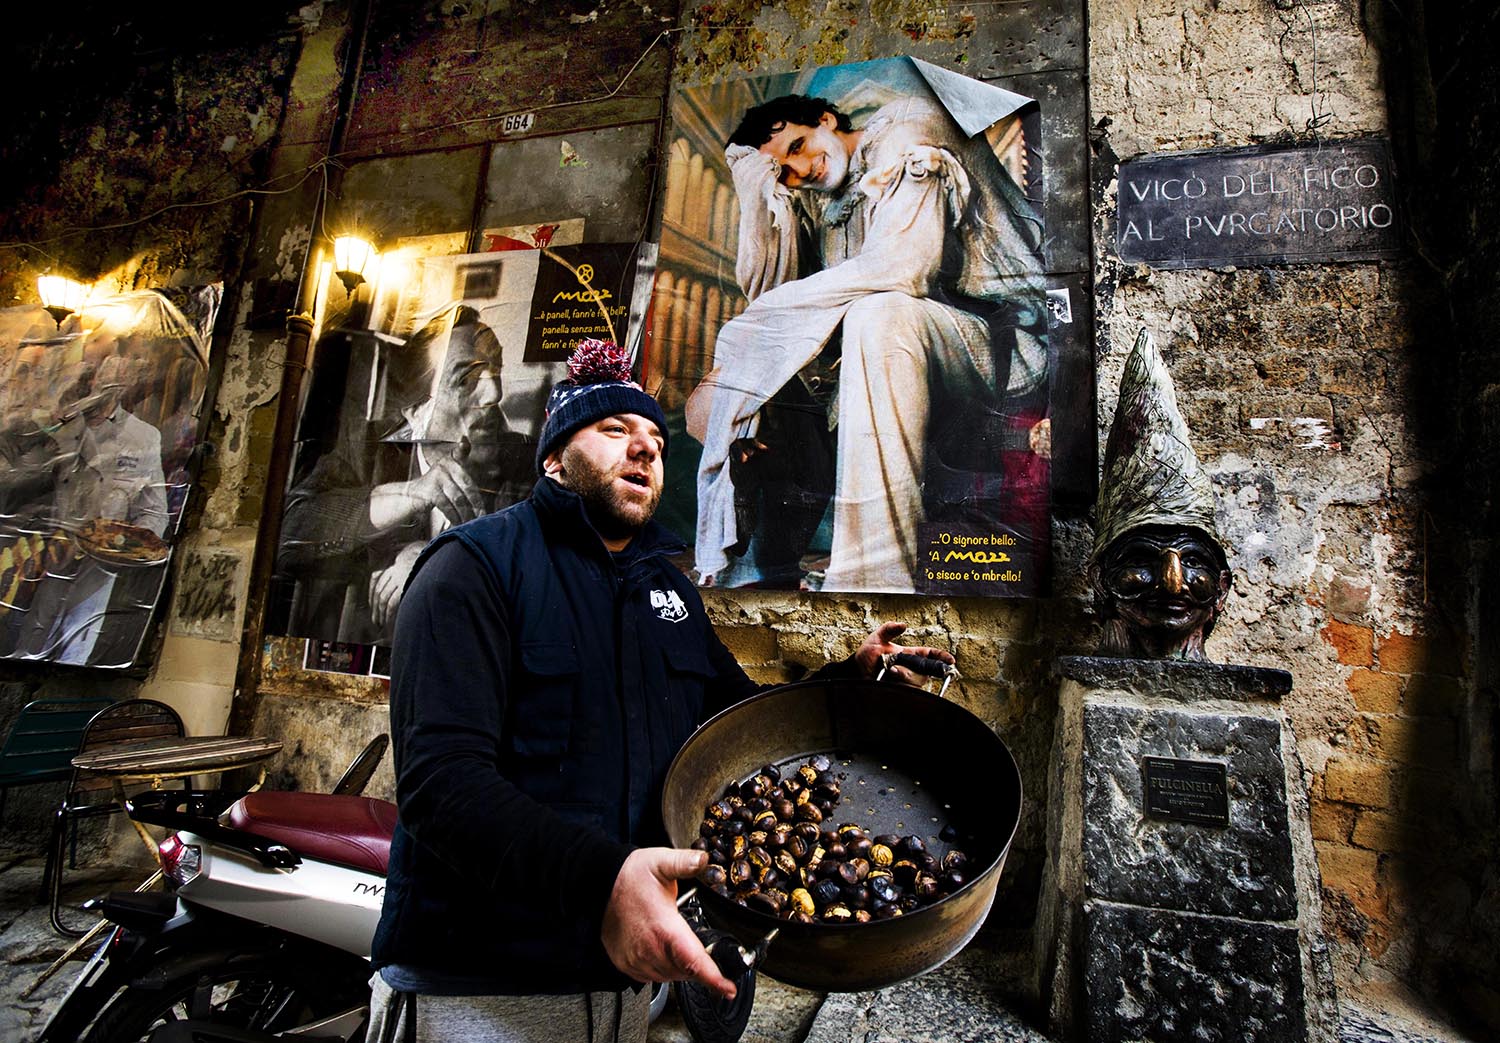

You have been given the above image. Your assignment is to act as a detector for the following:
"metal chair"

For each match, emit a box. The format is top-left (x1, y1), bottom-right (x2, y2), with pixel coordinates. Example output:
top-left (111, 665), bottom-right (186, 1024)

top-left (0, 697), bottom-right (116, 824)
top-left (46, 698), bottom-right (185, 935)
top-left (332, 733), bottom-right (389, 797)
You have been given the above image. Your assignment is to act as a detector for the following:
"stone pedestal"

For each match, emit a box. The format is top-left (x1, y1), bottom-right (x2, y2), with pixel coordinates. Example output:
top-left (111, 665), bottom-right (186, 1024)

top-left (1033, 657), bottom-right (1338, 1043)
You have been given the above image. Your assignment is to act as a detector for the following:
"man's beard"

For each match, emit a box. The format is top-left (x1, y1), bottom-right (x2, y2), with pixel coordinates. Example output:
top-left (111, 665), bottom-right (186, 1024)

top-left (557, 446), bottom-right (661, 540)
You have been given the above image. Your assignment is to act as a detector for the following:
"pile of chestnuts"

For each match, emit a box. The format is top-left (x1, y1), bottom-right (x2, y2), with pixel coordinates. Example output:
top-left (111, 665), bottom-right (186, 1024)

top-left (691, 754), bottom-right (970, 923)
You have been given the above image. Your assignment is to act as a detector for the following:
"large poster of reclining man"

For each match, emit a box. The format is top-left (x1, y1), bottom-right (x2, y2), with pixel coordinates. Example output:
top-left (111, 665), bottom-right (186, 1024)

top-left (648, 57), bottom-right (1053, 596)
top-left (0, 288), bottom-right (214, 667)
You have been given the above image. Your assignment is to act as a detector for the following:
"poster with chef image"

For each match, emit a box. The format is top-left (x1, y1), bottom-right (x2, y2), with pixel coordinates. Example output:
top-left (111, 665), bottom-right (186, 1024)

top-left (0, 287), bottom-right (214, 668)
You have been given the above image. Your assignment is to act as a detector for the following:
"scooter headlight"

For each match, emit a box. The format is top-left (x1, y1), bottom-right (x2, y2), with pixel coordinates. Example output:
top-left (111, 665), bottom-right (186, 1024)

top-left (158, 833), bottom-right (201, 887)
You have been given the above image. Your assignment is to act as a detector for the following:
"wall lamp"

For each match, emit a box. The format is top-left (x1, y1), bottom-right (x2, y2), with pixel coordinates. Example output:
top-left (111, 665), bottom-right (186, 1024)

top-left (331, 235), bottom-right (377, 296)
top-left (37, 275), bottom-right (88, 327)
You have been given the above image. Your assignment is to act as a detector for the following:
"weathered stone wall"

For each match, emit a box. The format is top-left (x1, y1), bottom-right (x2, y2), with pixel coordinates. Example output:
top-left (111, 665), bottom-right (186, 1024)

top-left (1092, 0), bottom-right (1495, 1032)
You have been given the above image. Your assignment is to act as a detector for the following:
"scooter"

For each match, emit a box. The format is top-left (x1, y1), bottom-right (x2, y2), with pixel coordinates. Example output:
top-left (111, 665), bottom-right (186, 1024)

top-left (38, 787), bottom-right (675, 1043)
top-left (38, 787), bottom-right (393, 1043)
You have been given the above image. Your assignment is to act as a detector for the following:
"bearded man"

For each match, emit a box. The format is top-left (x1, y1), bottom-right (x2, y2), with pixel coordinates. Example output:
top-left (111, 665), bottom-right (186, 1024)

top-left (369, 339), bottom-right (951, 1042)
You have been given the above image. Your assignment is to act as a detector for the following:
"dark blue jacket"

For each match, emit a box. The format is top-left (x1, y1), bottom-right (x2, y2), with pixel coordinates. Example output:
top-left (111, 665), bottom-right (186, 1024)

top-left (371, 477), bottom-right (772, 994)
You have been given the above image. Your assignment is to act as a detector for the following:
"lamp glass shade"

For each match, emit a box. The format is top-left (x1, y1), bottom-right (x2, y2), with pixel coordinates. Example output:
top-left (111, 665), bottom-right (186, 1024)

top-left (331, 236), bottom-right (376, 281)
top-left (37, 275), bottom-right (87, 314)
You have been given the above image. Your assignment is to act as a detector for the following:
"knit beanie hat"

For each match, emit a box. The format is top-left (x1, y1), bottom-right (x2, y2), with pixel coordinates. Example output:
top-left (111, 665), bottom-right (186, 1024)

top-left (535, 339), bottom-right (668, 474)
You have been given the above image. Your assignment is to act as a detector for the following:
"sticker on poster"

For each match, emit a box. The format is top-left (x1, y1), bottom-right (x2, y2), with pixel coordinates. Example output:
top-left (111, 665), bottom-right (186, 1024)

top-left (523, 243), bottom-right (640, 364)
top-left (916, 522), bottom-right (1041, 597)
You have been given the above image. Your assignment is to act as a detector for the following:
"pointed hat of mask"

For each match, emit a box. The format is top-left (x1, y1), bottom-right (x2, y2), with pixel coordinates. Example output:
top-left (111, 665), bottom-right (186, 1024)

top-left (1091, 328), bottom-right (1221, 562)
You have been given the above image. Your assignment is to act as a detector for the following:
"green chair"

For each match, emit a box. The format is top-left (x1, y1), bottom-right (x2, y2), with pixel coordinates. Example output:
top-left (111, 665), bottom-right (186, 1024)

top-left (0, 697), bottom-right (116, 823)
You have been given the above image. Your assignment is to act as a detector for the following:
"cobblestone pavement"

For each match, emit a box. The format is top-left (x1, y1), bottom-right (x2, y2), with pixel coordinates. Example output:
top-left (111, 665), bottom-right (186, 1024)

top-left (0, 852), bottom-right (1481, 1043)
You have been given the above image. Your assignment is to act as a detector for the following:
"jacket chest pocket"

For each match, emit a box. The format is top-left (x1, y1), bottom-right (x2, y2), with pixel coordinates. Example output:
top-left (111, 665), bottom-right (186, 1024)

top-left (659, 638), bottom-right (712, 741)
top-left (509, 641), bottom-right (579, 757)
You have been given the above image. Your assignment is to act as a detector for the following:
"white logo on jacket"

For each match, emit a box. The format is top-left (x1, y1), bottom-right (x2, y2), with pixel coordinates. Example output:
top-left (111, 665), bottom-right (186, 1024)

top-left (650, 589), bottom-right (689, 622)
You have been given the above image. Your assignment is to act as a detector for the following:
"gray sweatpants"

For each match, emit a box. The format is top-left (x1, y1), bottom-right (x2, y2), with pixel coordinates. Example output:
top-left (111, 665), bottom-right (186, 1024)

top-left (366, 972), bottom-right (651, 1043)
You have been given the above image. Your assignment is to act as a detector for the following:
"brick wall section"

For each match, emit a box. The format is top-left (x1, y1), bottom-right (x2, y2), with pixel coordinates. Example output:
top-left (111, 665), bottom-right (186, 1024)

top-left (1312, 626), bottom-right (1469, 962)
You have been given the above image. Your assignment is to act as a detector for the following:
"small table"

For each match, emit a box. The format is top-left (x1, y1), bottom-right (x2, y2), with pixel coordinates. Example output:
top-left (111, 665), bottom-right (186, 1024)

top-left (72, 735), bottom-right (283, 860)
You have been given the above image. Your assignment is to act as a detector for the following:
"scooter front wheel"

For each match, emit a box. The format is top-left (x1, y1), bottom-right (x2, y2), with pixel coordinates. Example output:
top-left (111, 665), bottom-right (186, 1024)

top-left (80, 949), bottom-right (369, 1043)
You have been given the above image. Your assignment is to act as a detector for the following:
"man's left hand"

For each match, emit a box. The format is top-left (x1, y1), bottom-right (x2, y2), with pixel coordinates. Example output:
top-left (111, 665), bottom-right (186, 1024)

top-left (369, 541), bottom-right (424, 629)
top-left (855, 621), bottom-right (954, 685)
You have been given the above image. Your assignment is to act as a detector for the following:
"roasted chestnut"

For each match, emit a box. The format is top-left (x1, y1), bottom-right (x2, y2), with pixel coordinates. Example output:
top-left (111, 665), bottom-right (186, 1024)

top-left (869, 874), bottom-right (900, 904)
top-left (898, 835), bottom-right (926, 858)
top-left (795, 802), bottom-right (824, 824)
top-left (728, 860), bottom-right (752, 887)
top-left (811, 878), bottom-right (843, 908)
top-left (870, 843), bottom-right (895, 867)
top-left (760, 763), bottom-right (782, 783)
top-left (913, 872), bottom-right (941, 902)
top-left (700, 864), bottom-right (728, 888)
top-left (789, 887), bottom-right (816, 917)
top-left (773, 798), bottom-right (797, 821)
top-left (941, 849), bottom-right (969, 874)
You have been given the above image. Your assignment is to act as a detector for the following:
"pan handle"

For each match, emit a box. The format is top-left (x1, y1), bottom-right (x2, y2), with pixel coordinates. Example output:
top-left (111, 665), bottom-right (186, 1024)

top-left (877, 651), bottom-right (960, 698)
top-left (676, 886), bottom-right (780, 969)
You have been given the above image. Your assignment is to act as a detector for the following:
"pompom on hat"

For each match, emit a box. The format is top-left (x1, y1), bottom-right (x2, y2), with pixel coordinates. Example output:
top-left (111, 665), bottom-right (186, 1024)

top-left (535, 339), bottom-right (668, 474)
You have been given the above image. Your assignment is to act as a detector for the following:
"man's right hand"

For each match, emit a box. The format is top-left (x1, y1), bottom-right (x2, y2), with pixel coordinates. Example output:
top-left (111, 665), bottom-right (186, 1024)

top-left (727, 143), bottom-right (783, 211)
top-left (601, 848), bottom-right (737, 1000)
top-left (370, 454), bottom-right (488, 533)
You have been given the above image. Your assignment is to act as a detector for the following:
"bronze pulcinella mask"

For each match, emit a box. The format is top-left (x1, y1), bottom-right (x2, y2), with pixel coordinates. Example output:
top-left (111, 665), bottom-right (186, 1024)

top-left (1094, 525), bottom-right (1232, 660)
top-left (1090, 330), bottom-right (1233, 662)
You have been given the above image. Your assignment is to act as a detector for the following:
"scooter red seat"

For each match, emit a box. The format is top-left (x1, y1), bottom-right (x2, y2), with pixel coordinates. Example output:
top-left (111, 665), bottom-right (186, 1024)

top-left (226, 792), bottom-right (397, 876)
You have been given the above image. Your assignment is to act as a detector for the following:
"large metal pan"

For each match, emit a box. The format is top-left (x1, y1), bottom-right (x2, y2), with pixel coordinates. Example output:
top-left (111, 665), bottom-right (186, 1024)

top-left (662, 678), bottom-right (1023, 993)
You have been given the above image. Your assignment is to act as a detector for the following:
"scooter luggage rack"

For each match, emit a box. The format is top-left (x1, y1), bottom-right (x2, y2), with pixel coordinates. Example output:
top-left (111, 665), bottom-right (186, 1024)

top-left (128, 789), bottom-right (302, 868)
